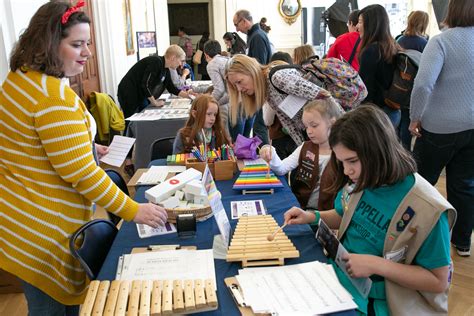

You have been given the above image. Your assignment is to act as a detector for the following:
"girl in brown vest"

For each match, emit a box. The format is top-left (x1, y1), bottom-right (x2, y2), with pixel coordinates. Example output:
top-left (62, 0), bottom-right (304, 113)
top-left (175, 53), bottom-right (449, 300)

top-left (260, 97), bottom-right (343, 210)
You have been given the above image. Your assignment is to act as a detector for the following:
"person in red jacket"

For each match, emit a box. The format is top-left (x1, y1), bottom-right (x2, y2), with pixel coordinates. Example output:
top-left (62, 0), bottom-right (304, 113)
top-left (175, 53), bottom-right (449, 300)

top-left (327, 10), bottom-right (360, 71)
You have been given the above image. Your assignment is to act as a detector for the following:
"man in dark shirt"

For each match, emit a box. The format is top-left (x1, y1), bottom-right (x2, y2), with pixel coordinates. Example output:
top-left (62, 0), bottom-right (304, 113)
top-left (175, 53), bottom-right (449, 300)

top-left (117, 44), bottom-right (191, 119)
top-left (233, 9), bottom-right (271, 144)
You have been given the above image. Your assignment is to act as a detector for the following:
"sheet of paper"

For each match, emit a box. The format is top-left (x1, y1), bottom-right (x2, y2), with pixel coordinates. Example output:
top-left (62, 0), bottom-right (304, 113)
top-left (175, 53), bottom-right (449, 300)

top-left (100, 136), bottom-right (136, 167)
top-left (231, 200), bottom-right (266, 219)
top-left (316, 219), bottom-right (372, 298)
top-left (158, 93), bottom-right (170, 100)
top-left (119, 249), bottom-right (216, 286)
top-left (278, 94), bottom-right (307, 119)
top-left (137, 165), bottom-right (186, 185)
top-left (137, 169), bottom-right (168, 185)
top-left (136, 222), bottom-right (176, 238)
top-left (236, 261), bottom-right (356, 315)
top-left (212, 234), bottom-right (228, 259)
top-left (126, 108), bottom-right (190, 121)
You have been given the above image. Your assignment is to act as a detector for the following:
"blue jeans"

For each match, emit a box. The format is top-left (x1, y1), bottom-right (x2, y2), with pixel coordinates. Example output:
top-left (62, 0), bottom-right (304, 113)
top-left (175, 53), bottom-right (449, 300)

top-left (22, 280), bottom-right (79, 316)
top-left (413, 128), bottom-right (474, 249)
top-left (230, 113), bottom-right (255, 142)
top-left (382, 106), bottom-right (401, 129)
top-left (399, 109), bottom-right (412, 151)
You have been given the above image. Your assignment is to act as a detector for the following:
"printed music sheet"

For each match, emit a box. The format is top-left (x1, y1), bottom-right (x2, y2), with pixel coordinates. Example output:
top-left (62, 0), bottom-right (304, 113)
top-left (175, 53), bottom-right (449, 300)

top-left (118, 249), bottom-right (216, 286)
top-left (235, 261), bottom-right (356, 315)
top-left (100, 135), bottom-right (135, 167)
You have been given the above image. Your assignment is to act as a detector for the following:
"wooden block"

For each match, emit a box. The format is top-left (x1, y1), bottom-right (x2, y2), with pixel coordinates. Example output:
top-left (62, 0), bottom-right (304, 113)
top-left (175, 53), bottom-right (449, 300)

top-left (115, 281), bottom-right (130, 316)
top-left (161, 280), bottom-right (173, 315)
top-left (204, 279), bottom-right (217, 308)
top-left (103, 280), bottom-right (121, 316)
top-left (92, 280), bottom-right (110, 315)
top-left (126, 280), bottom-right (142, 316)
top-left (80, 280), bottom-right (100, 316)
top-left (150, 280), bottom-right (163, 316)
top-left (172, 280), bottom-right (184, 313)
top-left (145, 168), bottom-right (202, 203)
top-left (139, 280), bottom-right (152, 316)
top-left (194, 279), bottom-right (206, 309)
top-left (183, 279), bottom-right (195, 311)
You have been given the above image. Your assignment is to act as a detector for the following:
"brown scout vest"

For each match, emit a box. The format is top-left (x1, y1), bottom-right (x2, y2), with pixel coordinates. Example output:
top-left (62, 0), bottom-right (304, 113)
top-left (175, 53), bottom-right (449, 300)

top-left (292, 141), bottom-right (335, 210)
top-left (338, 173), bottom-right (456, 315)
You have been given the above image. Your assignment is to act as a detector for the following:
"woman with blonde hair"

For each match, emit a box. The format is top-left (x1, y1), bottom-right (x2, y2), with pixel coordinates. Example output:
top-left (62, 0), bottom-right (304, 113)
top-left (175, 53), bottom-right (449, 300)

top-left (293, 44), bottom-right (317, 65)
top-left (225, 54), bottom-right (331, 147)
top-left (397, 11), bottom-right (429, 53)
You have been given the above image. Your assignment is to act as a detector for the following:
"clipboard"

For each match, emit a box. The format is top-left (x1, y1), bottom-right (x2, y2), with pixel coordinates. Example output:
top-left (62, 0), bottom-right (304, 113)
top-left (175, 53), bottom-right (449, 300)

top-left (116, 245), bottom-right (199, 279)
top-left (131, 245), bottom-right (196, 254)
top-left (224, 277), bottom-right (271, 316)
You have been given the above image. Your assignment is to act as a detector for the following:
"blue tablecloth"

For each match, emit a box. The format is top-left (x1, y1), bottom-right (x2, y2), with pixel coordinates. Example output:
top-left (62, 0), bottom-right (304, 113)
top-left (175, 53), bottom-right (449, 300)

top-left (97, 160), bottom-right (355, 315)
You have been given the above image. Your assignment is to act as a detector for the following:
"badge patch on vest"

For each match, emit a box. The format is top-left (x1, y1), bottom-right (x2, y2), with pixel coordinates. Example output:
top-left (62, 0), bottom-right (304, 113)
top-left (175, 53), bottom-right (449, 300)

top-left (396, 206), bottom-right (415, 232)
top-left (295, 150), bottom-right (317, 187)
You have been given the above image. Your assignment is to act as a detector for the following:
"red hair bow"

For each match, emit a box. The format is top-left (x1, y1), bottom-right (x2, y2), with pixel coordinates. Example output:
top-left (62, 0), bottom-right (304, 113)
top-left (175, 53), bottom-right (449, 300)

top-left (61, 0), bottom-right (86, 25)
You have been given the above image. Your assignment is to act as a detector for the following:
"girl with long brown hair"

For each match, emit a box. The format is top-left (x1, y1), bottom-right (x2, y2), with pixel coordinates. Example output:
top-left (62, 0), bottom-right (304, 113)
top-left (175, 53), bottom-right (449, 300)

top-left (173, 94), bottom-right (231, 153)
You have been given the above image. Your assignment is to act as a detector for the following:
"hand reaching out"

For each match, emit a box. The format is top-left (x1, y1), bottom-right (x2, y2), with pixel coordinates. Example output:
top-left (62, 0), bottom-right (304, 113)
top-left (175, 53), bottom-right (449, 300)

top-left (259, 145), bottom-right (273, 162)
top-left (284, 207), bottom-right (314, 225)
top-left (133, 203), bottom-right (168, 228)
top-left (148, 96), bottom-right (164, 107)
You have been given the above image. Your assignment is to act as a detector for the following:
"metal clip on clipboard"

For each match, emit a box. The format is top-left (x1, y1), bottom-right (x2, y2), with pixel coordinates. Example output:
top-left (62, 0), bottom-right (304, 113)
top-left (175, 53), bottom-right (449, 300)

top-left (224, 277), bottom-right (248, 308)
top-left (228, 282), bottom-right (247, 307)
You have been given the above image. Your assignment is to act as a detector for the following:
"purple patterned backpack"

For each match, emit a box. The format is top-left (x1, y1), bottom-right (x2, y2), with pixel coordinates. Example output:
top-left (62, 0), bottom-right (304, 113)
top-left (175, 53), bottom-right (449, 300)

top-left (269, 57), bottom-right (367, 111)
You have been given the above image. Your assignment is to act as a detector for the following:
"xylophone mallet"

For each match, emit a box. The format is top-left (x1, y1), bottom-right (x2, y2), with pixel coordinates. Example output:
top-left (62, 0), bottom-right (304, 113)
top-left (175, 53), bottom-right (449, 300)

top-left (267, 222), bottom-right (288, 241)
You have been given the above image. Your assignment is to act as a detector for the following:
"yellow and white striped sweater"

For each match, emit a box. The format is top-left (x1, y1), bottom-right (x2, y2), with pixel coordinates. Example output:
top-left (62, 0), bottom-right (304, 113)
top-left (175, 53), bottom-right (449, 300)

top-left (0, 69), bottom-right (138, 305)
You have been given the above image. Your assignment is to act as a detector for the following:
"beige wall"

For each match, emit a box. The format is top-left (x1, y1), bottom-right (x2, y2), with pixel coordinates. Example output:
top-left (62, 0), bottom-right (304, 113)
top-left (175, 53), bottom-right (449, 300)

top-left (0, 0), bottom-right (444, 97)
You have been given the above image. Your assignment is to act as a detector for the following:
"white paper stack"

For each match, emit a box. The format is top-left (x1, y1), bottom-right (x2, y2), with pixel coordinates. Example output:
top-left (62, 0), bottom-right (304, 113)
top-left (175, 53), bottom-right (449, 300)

top-left (235, 261), bottom-right (356, 315)
top-left (116, 249), bottom-right (216, 287)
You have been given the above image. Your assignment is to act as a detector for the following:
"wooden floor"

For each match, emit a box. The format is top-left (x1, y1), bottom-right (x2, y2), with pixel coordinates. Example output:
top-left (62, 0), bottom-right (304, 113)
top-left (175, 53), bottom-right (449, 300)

top-left (1, 174), bottom-right (473, 315)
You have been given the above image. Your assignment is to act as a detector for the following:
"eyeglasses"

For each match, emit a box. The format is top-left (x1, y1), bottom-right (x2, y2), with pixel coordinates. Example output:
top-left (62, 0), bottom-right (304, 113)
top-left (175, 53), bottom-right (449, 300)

top-left (234, 19), bottom-right (243, 27)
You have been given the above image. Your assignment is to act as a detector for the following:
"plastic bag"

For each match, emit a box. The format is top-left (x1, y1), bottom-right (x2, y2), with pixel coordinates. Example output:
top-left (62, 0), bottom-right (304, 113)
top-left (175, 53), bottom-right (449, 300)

top-left (233, 135), bottom-right (262, 160)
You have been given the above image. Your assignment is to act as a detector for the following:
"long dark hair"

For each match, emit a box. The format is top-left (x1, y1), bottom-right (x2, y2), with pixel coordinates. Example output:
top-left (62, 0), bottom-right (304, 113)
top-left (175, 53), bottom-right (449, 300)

top-left (328, 105), bottom-right (416, 193)
top-left (9, 1), bottom-right (90, 77)
top-left (223, 32), bottom-right (247, 55)
top-left (358, 4), bottom-right (399, 63)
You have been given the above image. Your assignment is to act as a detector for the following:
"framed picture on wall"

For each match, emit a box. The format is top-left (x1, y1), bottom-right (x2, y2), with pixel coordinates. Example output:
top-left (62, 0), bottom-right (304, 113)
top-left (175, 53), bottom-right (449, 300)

top-left (123, 0), bottom-right (135, 55)
top-left (136, 31), bottom-right (158, 60)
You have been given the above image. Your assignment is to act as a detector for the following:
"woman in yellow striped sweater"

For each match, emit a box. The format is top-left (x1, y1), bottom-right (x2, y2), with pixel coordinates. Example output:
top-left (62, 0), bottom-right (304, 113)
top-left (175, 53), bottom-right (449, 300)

top-left (0, 1), bottom-right (167, 314)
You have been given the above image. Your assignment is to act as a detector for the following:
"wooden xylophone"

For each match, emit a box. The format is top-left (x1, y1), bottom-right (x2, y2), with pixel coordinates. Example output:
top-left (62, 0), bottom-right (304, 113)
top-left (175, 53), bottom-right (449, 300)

top-left (80, 279), bottom-right (218, 316)
top-left (226, 215), bottom-right (300, 267)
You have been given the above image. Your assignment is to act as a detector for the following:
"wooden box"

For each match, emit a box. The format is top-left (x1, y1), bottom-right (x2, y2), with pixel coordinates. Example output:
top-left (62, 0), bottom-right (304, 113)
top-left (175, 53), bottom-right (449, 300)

top-left (185, 159), bottom-right (236, 181)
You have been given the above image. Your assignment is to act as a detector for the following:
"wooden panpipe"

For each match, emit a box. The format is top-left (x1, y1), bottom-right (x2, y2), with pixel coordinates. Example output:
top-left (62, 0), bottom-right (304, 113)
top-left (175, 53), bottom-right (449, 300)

top-left (80, 279), bottom-right (218, 316)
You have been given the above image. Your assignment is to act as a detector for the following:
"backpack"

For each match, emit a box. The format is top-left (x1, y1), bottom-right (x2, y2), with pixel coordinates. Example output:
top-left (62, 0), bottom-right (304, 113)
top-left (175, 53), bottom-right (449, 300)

top-left (269, 57), bottom-right (367, 111)
top-left (383, 49), bottom-right (422, 110)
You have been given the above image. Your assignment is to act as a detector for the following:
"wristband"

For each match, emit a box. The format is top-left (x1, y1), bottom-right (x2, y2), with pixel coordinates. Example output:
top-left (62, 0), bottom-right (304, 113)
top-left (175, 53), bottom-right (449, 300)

top-left (311, 210), bottom-right (320, 226)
